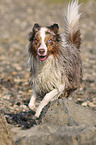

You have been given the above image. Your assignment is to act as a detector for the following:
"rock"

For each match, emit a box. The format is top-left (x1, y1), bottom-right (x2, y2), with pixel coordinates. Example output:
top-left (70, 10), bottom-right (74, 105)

top-left (0, 112), bottom-right (14, 145)
top-left (42, 98), bottom-right (96, 126)
top-left (82, 102), bottom-right (88, 107)
top-left (12, 124), bottom-right (96, 145)
top-left (11, 99), bottom-right (96, 145)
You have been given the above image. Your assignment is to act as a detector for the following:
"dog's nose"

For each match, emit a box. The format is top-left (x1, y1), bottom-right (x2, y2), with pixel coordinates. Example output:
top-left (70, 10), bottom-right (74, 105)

top-left (39, 48), bottom-right (45, 54)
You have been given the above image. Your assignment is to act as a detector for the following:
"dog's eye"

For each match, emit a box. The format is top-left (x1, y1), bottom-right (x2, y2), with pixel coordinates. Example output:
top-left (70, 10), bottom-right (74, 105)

top-left (34, 38), bottom-right (39, 44)
top-left (48, 40), bottom-right (52, 43)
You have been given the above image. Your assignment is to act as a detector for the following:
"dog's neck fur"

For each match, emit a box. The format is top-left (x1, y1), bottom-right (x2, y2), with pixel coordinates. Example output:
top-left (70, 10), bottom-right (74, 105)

top-left (30, 53), bottom-right (63, 95)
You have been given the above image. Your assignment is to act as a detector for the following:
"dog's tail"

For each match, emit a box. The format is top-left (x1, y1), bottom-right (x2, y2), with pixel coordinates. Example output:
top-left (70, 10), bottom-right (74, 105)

top-left (64, 0), bottom-right (81, 49)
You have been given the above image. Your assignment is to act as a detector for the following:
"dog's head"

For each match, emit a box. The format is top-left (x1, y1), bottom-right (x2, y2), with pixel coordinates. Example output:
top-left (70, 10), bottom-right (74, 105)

top-left (28, 23), bottom-right (60, 61)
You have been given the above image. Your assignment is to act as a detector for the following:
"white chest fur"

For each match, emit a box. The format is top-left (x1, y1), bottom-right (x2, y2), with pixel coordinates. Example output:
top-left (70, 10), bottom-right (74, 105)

top-left (32, 55), bottom-right (63, 94)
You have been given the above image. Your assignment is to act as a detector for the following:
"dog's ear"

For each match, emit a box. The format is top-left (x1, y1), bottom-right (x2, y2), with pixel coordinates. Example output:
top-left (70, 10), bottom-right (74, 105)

top-left (48, 23), bottom-right (60, 41)
top-left (28, 23), bottom-right (41, 41)
top-left (48, 23), bottom-right (59, 34)
top-left (33, 23), bottom-right (41, 32)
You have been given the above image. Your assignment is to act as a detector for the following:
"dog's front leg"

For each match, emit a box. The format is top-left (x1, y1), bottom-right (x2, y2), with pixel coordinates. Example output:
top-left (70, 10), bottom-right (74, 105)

top-left (35, 89), bottom-right (59, 118)
top-left (28, 87), bottom-right (36, 111)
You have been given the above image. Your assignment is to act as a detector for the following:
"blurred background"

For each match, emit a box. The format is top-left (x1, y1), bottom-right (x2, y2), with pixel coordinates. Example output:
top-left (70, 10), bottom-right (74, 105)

top-left (0, 0), bottom-right (96, 113)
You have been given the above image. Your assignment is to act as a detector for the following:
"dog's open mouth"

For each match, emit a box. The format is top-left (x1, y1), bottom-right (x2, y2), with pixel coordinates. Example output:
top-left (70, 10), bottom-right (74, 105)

top-left (39, 55), bottom-right (47, 61)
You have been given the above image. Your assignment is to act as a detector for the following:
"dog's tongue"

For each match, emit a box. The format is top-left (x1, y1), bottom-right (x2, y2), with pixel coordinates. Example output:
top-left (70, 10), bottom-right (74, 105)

top-left (39, 56), bottom-right (47, 61)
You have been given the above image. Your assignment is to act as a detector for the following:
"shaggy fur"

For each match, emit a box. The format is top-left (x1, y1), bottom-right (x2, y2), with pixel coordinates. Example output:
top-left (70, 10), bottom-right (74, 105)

top-left (28, 0), bottom-right (82, 118)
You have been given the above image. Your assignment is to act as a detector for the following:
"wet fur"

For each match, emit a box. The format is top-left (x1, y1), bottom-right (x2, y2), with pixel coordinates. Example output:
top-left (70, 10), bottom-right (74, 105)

top-left (28, 0), bottom-right (82, 117)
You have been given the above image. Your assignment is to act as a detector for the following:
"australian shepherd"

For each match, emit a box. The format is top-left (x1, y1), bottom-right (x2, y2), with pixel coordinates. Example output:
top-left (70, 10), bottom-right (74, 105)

top-left (28, 0), bottom-right (82, 118)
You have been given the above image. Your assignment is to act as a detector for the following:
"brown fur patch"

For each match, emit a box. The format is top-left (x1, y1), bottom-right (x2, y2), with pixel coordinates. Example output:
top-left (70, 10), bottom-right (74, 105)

top-left (28, 33), bottom-right (41, 56)
top-left (45, 34), bottom-right (59, 57)
top-left (47, 24), bottom-right (60, 42)
top-left (68, 30), bottom-right (81, 49)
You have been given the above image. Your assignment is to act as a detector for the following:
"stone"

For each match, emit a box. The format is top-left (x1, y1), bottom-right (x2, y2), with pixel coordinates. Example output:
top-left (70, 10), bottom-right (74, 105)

top-left (42, 98), bottom-right (96, 126)
top-left (12, 124), bottom-right (96, 145)
top-left (11, 99), bottom-right (96, 145)
top-left (0, 112), bottom-right (14, 145)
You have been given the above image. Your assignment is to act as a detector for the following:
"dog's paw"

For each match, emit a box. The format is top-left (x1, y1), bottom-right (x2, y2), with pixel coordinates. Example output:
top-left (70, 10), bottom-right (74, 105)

top-left (35, 111), bottom-right (40, 118)
top-left (28, 104), bottom-right (36, 111)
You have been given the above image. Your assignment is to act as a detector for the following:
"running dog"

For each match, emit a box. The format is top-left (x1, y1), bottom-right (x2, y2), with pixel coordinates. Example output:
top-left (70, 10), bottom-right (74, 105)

top-left (28, 0), bottom-right (82, 118)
